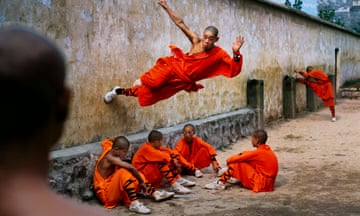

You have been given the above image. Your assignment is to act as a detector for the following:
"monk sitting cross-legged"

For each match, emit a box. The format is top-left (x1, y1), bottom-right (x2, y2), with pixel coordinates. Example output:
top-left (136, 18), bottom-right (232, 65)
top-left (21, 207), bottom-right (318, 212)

top-left (174, 124), bottom-right (223, 178)
top-left (103, 0), bottom-right (245, 106)
top-left (205, 129), bottom-right (279, 192)
top-left (132, 130), bottom-right (196, 194)
top-left (93, 136), bottom-right (174, 214)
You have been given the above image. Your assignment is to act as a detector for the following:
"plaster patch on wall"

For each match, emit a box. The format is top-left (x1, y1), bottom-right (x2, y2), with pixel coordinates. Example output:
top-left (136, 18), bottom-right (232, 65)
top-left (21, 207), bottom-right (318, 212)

top-left (37, 0), bottom-right (51, 8)
top-left (63, 37), bottom-right (72, 59)
top-left (81, 9), bottom-right (93, 23)
top-left (76, 50), bottom-right (84, 62)
top-left (144, 16), bottom-right (152, 30)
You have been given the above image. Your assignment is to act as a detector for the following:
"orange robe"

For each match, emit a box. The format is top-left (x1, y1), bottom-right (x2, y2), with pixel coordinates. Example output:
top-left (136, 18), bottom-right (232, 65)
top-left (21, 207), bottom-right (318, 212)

top-left (131, 45), bottom-right (243, 106)
top-left (226, 144), bottom-right (278, 192)
top-left (93, 138), bottom-right (145, 208)
top-left (132, 142), bottom-right (178, 188)
top-left (296, 69), bottom-right (335, 107)
top-left (174, 136), bottom-right (217, 170)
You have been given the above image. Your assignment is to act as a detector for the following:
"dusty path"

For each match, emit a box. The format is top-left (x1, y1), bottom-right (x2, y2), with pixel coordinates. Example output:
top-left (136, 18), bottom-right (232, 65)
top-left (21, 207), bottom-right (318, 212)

top-left (104, 98), bottom-right (360, 216)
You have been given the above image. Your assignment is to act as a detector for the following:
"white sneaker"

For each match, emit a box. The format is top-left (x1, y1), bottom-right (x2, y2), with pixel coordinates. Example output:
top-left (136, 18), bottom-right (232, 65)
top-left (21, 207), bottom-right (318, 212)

top-left (176, 177), bottom-right (196, 187)
top-left (104, 86), bottom-right (121, 104)
top-left (194, 169), bottom-right (203, 178)
top-left (204, 180), bottom-right (226, 190)
top-left (129, 201), bottom-right (151, 214)
top-left (153, 190), bottom-right (174, 201)
top-left (227, 177), bottom-right (240, 184)
top-left (217, 167), bottom-right (228, 177)
top-left (332, 117), bottom-right (337, 122)
top-left (171, 182), bottom-right (191, 194)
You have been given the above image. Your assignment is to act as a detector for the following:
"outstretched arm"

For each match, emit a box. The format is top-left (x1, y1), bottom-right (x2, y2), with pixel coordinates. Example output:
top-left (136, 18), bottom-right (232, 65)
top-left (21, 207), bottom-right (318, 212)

top-left (158, 0), bottom-right (200, 44)
top-left (294, 69), bottom-right (309, 77)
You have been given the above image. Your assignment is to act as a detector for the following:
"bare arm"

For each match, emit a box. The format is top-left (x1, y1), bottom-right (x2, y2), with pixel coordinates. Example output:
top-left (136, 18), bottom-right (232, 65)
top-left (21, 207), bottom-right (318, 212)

top-left (158, 0), bottom-right (200, 44)
top-left (106, 154), bottom-right (144, 184)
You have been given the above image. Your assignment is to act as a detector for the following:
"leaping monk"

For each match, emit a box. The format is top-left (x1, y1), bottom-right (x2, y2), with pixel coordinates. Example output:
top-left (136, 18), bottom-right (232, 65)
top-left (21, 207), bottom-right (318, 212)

top-left (104, 0), bottom-right (245, 106)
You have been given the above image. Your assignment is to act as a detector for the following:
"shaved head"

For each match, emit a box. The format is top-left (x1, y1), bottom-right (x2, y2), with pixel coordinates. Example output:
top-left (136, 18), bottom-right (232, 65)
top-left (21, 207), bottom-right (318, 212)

top-left (252, 129), bottom-right (268, 144)
top-left (112, 136), bottom-right (130, 150)
top-left (0, 26), bottom-right (67, 143)
top-left (204, 26), bottom-right (219, 37)
top-left (306, 66), bottom-right (314, 72)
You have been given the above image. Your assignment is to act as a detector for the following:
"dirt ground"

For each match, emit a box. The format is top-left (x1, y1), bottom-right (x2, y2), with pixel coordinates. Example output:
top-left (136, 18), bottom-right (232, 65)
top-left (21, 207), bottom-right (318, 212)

top-left (103, 98), bottom-right (360, 216)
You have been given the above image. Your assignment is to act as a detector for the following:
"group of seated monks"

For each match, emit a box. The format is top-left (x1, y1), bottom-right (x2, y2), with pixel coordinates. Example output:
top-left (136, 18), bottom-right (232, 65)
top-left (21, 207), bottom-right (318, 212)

top-left (93, 124), bottom-right (279, 214)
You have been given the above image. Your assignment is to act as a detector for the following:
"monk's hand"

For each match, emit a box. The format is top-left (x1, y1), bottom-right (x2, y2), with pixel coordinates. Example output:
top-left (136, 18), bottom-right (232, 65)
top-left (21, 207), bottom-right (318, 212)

top-left (212, 160), bottom-right (221, 172)
top-left (158, 0), bottom-right (168, 9)
top-left (294, 69), bottom-right (302, 73)
top-left (140, 182), bottom-right (150, 196)
top-left (232, 35), bottom-right (245, 53)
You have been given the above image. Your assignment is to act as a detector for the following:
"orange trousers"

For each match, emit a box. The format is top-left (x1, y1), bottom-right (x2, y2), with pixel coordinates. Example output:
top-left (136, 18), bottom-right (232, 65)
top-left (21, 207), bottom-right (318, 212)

top-left (95, 168), bottom-right (147, 208)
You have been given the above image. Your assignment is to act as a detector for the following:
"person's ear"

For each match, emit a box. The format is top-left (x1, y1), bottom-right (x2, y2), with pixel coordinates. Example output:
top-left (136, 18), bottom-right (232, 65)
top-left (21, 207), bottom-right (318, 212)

top-left (56, 86), bottom-right (71, 122)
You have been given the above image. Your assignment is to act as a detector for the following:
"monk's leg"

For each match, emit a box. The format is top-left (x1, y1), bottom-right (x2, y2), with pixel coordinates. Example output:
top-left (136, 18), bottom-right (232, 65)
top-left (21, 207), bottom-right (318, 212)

top-left (330, 105), bottom-right (336, 121)
top-left (103, 168), bottom-right (140, 208)
top-left (227, 162), bottom-right (256, 190)
top-left (158, 162), bottom-right (178, 185)
top-left (192, 148), bottom-right (212, 170)
top-left (157, 161), bottom-right (193, 193)
top-left (103, 85), bottom-right (141, 104)
top-left (139, 59), bottom-right (173, 88)
top-left (218, 166), bottom-right (235, 184)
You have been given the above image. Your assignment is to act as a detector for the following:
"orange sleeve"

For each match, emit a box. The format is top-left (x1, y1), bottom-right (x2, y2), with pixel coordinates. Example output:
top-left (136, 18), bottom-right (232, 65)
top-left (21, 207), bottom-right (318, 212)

top-left (303, 69), bottom-right (328, 81)
top-left (200, 47), bottom-right (243, 79)
top-left (93, 138), bottom-right (114, 193)
top-left (133, 142), bottom-right (171, 164)
top-left (226, 150), bottom-right (255, 164)
top-left (193, 137), bottom-right (217, 156)
top-left (174, 139), bottom-right (189, 158)
top-left (217, 51), bottom-right (243, 78)
top-left (173, 139), bottom-right (194, 168)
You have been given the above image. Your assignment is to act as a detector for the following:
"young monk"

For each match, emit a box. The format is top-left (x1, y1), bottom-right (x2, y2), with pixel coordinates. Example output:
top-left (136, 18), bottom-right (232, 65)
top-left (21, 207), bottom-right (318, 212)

top-left (132, 130), bottom-right (195, 194)
top-left (0, 26), bottom-right (108, 216)
top-left (104, 0), bottom-right (245, 106)
top-left (93, 136), bottom-right (174, 214)
top-left (294, 66), bottom-right (336, 122)
top-left (174, 124), bottom-right (222, 178)
top-left (205, 129), bottom-right (279, 192)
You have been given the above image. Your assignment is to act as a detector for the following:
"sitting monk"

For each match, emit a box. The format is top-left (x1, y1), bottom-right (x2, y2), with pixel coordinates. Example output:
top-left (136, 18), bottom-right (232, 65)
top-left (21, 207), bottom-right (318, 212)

top-left (132, 130), bottom-right (196, 194)
top-left (205, 129), bottom-right (279, 192)
top-left (174, 124), bottom-right (222, 178)
top-left (93, 136), bottom-right (174, 214)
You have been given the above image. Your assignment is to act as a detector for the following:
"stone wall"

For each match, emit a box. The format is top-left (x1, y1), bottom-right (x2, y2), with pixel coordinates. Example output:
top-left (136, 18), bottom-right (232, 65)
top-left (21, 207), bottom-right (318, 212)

top-left (1, 0), bottom-right (359, 149)
top-left (49, 108), bottom-right (256, 200)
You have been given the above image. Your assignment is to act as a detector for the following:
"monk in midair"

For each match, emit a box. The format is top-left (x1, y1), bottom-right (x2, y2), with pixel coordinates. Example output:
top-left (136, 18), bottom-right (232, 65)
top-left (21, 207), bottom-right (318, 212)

top-left (104, 0), bottom-right (245, 106)
top-left (93, 136), bottom-right (174, 214)
top-left (294, 66), bottom-right (336, 122)
top-left (174, 124), bottom-right (222, 178)
top-left (205, 129), bottom-right (279, 192)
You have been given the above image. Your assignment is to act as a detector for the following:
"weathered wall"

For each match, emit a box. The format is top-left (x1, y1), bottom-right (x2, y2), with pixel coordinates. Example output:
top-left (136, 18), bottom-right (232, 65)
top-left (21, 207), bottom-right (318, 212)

top-left (1, 0), bottom-right (359, 148)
